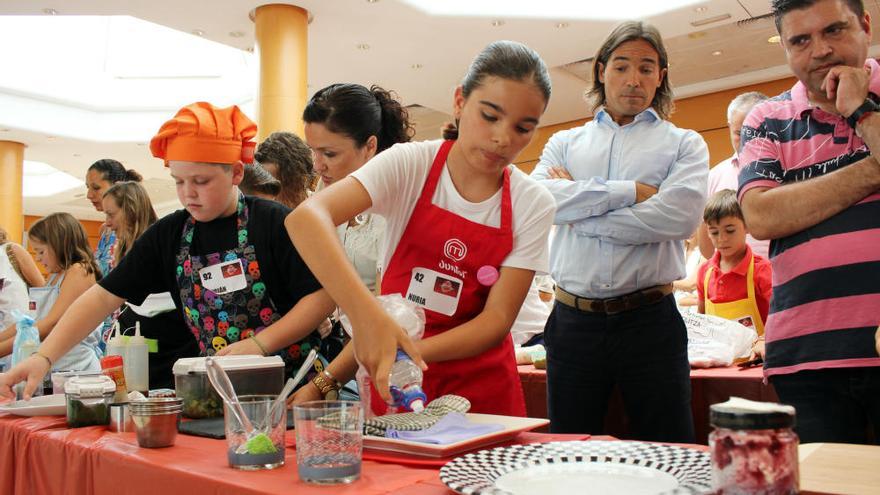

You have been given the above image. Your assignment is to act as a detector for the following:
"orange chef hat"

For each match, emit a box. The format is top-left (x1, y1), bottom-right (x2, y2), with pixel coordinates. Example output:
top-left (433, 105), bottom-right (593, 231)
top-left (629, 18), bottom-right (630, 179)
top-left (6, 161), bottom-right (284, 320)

top-left (150, 102), bottom-right (257, 167)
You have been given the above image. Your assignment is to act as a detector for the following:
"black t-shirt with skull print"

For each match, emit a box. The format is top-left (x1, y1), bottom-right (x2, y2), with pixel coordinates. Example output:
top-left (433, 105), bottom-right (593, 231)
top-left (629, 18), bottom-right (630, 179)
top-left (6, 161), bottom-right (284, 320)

top-left (100, 195), bottom-right (323, 330)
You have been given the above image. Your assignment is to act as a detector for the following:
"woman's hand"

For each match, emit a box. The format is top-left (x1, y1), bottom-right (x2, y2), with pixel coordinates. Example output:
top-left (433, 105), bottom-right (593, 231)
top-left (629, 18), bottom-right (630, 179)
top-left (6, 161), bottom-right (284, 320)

top-left (352, 309), bottom-right (424, 404)
top-left (215, 337), bottom-right (264, 357)
top-left (0, 354), bottom-right (52, 401)
top-left (287, 381), bottom-right (322, 408)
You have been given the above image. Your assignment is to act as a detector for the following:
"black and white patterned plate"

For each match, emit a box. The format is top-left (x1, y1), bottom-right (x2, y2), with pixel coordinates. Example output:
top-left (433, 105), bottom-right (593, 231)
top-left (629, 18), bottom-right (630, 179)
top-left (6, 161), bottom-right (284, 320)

top-left (439, 440), bottom-right (712, 495)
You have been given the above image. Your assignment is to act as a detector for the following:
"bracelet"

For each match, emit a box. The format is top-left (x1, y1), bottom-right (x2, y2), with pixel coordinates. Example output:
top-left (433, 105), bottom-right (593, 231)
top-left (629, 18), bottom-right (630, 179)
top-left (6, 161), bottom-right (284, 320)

top-left (250, 335), bottom-right (269, 356)
top-left (33, 352), bottom-right (53, 367)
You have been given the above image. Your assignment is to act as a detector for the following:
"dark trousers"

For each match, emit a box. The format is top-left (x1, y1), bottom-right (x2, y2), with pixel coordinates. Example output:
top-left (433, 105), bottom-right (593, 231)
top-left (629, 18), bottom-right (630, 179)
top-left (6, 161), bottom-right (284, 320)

top-left (545, 294), bottom-right (695, 443)
top-left (771, 367), bottom-right (880, 444)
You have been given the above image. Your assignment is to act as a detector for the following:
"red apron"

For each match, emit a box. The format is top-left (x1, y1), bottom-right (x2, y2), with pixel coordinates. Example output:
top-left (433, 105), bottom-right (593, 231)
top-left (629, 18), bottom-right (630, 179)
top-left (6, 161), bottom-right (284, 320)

top-left (371, 140), bottom-right (526, 416)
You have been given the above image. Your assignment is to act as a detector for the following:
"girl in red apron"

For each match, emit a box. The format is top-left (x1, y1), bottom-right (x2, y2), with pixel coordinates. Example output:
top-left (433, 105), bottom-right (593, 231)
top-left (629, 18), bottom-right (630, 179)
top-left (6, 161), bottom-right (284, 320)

top-left (288, 41), bottom-right (556, 416)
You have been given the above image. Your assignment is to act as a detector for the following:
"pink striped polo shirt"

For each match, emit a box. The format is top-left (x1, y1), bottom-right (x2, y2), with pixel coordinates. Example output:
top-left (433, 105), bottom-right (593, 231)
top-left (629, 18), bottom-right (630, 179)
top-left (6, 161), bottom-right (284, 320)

top-left (738, 58), bottom-right (880, 378)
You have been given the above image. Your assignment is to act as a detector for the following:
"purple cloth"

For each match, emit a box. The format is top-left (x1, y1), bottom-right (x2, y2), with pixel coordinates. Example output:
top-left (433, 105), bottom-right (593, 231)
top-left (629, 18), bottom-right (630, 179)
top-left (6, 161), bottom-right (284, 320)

top-left (385, 412), bottom-right (504, 444)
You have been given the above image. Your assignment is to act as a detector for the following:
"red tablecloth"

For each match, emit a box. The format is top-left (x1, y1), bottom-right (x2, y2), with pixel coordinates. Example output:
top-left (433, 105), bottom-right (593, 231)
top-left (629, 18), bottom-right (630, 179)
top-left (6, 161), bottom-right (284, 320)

top-left (518, 364), bottom-right (778, 444)
top-left (0, 412), bottom-right (591, 495)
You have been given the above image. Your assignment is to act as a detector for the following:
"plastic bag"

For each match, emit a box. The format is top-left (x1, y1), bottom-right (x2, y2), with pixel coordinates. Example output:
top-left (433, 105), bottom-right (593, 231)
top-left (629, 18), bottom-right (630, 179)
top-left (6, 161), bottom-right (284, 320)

top-left (338, 294), bottom-right (425, 417)
top-left (683, 312), bottom-right (757, 368)
top-left (11, 309), bottom-right (39, 367)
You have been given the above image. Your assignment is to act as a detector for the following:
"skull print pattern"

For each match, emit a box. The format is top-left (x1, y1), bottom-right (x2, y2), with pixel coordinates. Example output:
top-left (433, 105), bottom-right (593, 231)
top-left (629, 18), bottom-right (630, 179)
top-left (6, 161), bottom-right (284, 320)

top-left (175, 194), bottom-right (322, 377)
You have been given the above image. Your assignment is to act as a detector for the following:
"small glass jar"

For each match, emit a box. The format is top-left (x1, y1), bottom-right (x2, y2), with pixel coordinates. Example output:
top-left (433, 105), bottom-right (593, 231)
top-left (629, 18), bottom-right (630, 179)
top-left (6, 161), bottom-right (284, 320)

top-left (709, 398), bottom-right (799, 495)
top-left (64, 375), bottom-right (116, 428)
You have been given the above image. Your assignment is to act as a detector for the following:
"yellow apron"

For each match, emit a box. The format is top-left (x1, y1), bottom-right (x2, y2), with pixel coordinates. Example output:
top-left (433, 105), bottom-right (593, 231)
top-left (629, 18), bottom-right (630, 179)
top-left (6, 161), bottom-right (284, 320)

top-left (703, 255), bottom-right (765, 336)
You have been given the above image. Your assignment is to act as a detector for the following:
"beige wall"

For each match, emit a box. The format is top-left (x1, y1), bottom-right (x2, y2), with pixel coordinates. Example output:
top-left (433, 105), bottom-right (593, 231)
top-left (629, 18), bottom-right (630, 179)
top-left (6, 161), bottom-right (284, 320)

top-left (514, 76), bottom-right (797, 174)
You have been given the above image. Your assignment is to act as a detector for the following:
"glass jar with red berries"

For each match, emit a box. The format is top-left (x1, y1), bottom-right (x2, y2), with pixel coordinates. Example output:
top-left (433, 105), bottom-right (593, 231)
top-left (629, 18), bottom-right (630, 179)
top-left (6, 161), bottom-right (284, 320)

top-left (709, 398), bottom-right (799, 495)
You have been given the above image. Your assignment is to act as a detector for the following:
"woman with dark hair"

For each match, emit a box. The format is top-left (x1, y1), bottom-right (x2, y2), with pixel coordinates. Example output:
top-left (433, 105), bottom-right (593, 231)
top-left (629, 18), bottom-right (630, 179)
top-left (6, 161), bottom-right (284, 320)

top-left (254, 132), bottom-right (314, 208)
top-left (302, 83), bottom-right (415, 292)
top-left (288, 41), bottom-right (556, 416)
top-left (85, 159), bottom-right (144, 344)
top-left (86, 159), bottom-right (144, 273)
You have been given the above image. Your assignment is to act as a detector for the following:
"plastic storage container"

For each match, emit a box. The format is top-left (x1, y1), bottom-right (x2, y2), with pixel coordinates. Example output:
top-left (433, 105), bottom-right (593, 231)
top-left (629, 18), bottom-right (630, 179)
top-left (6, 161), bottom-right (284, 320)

top-left (709, 397), bottom-right (799, 495)
top-left (173, 355), bottom-right (284, 419)
top-left (65, 375), bottom-right (116, 428)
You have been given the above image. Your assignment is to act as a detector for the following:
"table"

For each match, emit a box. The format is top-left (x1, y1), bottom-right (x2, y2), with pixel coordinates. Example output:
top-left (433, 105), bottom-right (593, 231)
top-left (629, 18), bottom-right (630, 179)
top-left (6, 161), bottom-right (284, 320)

top-left (2, 412), bottom-right (872, 495)
top-left (0, 413), bottom-right (587, 495)
top-left (518, 364), bottom-right (779, 443)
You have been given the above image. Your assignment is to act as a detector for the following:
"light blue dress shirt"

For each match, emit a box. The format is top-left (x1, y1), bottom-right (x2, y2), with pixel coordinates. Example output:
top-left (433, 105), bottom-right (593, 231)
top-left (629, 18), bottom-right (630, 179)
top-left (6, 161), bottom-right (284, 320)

top-left (531, 108), bottom-right (708, 299)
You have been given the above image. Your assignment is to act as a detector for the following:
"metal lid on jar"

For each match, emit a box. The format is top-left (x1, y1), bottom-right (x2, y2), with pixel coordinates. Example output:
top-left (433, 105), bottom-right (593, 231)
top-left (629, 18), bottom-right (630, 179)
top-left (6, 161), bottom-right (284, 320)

top-left (710, 397), bottom-right (796, 430)
top-left (64, 375), bottom-right (116, 397)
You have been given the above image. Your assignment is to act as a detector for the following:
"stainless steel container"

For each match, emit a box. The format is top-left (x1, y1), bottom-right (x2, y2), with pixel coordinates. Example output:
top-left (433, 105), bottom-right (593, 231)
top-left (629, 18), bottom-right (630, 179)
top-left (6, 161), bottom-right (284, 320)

top-left (108, 403), bottom-right (133, 432)
top-left (130, 398), bottom-right (183, 448)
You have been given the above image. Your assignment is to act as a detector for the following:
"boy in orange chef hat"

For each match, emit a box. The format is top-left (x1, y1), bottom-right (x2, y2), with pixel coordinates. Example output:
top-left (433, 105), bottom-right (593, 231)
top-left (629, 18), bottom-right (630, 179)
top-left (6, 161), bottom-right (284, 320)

top-left (0, 102), bottom-right (336, 399)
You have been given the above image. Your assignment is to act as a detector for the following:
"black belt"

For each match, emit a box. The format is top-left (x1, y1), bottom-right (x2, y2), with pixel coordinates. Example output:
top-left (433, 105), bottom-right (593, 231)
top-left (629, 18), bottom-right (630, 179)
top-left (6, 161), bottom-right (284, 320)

top-left (555, 284), bottom-right (673, 315)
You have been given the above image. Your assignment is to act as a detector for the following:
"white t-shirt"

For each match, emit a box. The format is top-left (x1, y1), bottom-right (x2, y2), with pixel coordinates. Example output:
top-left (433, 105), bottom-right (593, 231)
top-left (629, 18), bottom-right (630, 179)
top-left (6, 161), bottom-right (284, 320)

top-left (351, 140), bottom-right (556, 275)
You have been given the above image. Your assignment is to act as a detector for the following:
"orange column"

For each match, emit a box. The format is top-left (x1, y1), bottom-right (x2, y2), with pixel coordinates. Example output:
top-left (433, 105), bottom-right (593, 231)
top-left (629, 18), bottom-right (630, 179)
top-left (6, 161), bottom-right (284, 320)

top-left (0, 141), bottom-right (24, 243)
top-left (254, 4), bottom-right (309, 141)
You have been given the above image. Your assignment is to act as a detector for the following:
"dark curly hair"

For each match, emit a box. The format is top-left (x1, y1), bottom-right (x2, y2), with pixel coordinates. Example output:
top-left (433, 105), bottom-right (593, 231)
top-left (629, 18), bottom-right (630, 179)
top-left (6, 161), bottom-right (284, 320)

top-left (303, 83), bottom-right (415, 153)
top-left (254, 132), bottom-right (314, 208)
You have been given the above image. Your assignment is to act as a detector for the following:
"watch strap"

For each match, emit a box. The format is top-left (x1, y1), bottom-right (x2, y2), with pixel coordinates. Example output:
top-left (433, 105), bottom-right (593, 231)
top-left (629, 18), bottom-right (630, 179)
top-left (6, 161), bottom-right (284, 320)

top-left (846, 95), bottom-right (880, 129)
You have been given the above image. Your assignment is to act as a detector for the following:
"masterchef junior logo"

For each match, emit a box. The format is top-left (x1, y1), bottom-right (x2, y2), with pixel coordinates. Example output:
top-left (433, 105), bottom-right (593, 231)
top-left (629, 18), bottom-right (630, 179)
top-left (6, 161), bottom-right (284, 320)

top-left (443, 239), bottom-right (467, 261)
top-left (439, 239), bottom-right (468, 279)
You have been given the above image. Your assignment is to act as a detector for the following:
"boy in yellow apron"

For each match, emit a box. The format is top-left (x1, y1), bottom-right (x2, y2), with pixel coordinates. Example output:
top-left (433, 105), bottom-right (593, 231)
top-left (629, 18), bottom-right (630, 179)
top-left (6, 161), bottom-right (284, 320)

top-left (697, 190), bottom-right (772, 358)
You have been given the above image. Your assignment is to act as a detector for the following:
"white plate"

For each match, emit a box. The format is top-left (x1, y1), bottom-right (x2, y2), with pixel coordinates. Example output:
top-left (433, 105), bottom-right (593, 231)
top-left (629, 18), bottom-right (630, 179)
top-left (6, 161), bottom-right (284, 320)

top-left (364, 413), bottom-right (549, 458)
top-left (440, 440), bottom-right (712, 494)
top-left (0, 393), bottom-right (67, 416)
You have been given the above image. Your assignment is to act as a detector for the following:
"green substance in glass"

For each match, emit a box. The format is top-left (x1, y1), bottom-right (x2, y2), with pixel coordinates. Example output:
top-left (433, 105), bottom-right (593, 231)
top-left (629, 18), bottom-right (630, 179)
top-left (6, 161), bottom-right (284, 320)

top-left (245, 432), bottom-right (278, 454)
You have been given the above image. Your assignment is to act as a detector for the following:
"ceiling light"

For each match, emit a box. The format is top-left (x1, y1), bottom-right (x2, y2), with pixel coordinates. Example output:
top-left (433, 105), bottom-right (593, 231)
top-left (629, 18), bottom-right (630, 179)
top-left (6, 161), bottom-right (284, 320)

top-left (411, 63), bottom-right (423, 69)
top-left (555, 22), bottom-right (570, 28)
top-left (687, 31), bottom-right (707, 39)
top-left (73, 153), bottom-right (81, 157)
top-left (693, 6), bottom-right (707, 13)
top-left (42, 8), bottom-right (58, 15)
top-left (767, 35), bottom-right (781, 43)
top-left (367, 0), bottom-right (380, 3)
top-left (228, 31), bottom-right (245, 38)
top-left (191, 29), bottom-right (205, 37)
top-left (712, 50), bottom-right (723, 56)
top-left (356, 43), bottom-right (370, 50)
top-left (491, 19), bottom-right (505, 27)
top-left (401, 0), bottom-right (704, 20)
top-left (23, 160), bottom-right (83, 198)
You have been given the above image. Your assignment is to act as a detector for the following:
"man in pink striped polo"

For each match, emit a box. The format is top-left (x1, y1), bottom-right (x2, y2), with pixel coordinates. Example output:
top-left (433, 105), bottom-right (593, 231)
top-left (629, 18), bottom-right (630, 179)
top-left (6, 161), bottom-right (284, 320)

top-left (738, 0), bottom-right (880, 444)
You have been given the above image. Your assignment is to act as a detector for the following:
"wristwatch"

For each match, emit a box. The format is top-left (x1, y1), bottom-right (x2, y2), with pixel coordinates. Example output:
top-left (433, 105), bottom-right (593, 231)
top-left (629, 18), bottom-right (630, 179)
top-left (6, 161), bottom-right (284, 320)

top-left (846, 95), bottom-right (880, 129)
top-left (311, 370), bottom-right (341, 400)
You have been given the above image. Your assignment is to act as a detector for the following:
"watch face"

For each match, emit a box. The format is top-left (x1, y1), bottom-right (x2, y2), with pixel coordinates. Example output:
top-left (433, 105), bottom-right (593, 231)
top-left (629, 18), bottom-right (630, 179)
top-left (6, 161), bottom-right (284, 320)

top-left (325, 389), bottom-right (339, 400)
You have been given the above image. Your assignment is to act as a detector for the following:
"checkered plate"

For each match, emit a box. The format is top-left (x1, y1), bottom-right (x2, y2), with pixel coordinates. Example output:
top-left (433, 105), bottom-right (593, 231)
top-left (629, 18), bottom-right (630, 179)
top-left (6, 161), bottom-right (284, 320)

top-left (439, 440), bottom-right (712, 495)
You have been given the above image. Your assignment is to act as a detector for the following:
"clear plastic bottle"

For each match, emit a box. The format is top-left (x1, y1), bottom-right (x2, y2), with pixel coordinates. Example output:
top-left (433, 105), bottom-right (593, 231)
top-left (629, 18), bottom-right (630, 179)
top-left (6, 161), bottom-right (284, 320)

top-left (125, 322), bottom-right (149, 393)
top-left (389, 350), bottom-right (427, 413)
